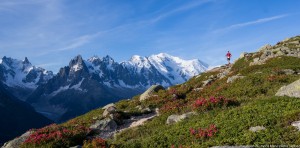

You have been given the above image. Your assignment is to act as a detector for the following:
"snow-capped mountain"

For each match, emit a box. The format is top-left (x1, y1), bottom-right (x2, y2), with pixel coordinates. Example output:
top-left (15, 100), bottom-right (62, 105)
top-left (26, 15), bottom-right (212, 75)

top-left (0, 56), bottom-right (53, 100)
top-left (125, 53), bottom-right (208, 85)
top-left (27, 53), bottom-right (208, 122)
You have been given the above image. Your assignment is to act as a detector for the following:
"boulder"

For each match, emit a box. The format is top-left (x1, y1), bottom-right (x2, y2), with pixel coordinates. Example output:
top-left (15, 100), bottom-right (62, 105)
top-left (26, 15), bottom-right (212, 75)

top-left (2, 131), bottom-right (33, 148)
top-left (139, 85), bottom-right (165, 101)
top-left (103, 106), bottom-right (117, 117)
top-left (249, 126), bottom-right (266, 132)
top-left (90, 118), bottom-right (117, 133)
top-left (102, 103), bottom-right (115, 110)
top-left (275, 79), bottom-right (300, 98)
top-left (291, 121), bottom-right (300, 131)
top-left (141, 107), bottom-right (152, 114)
top-left (227, 75), bottom-right (245, 83)
top-left (260, 51), bottom-right (274, 61)
top-left (166, 112), bottom-right (196, 125)
top-left (202, 79), bottom-right (214, 86)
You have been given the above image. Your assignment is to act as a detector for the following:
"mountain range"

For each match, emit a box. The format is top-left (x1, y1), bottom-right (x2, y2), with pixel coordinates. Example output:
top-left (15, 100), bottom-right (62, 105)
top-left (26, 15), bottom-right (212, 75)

top-left (3, 35), bottom-right (300, 148)
top-left (0, 53), bottom-right (208, 123)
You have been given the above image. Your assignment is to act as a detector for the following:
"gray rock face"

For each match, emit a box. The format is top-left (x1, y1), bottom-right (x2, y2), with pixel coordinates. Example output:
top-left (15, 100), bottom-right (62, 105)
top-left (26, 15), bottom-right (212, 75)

top-left (139, 85), bottom-right (165, 101)
top-left (103, 106), bottom-right (117, 117)
top-left (249, 126), bottom-right (266, 132)
top-left (275, 79), bottom-right (300, 98)
top-left (90, 118), bottom-right (118, 133)
top-left (227, 75), bottom-right (245, 83)
top-left (166, 112), bottom-right (196, 125)
top-left (291, 121), bottom-right (300, 131)
top-left (2, 131), bottom-right (33, 148)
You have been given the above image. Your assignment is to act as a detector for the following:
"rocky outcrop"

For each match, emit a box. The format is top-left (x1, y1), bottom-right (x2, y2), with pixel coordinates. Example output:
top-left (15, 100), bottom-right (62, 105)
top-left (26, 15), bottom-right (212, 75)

top-left (166, 112), bottom-right (197, 125)
top-left (249, 126), bottom-right (266, 132)
top-left (250, 37), bottom-right (300, 66)
top-left (139, 85), bottom-right (165, 101)
top-left (275, 79), bottom-right (300, 98)
top-left (2, 131), bottom-right (33, 148)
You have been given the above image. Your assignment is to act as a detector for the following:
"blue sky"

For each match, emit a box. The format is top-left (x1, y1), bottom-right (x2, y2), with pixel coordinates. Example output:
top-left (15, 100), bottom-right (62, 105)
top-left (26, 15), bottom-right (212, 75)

top-left (0, 0), bottom-right (300, 72)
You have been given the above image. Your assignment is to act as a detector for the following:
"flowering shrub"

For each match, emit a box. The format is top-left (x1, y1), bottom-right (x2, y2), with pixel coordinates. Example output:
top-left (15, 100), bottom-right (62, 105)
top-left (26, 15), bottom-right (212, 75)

top-left (22, 124), bottom-right (90, 147)
top-left (190, 124), bottom-right (218, 139)
top-left (83, 138), bottom-right (107, 148)
top-left (192, 96), bottom-right (237, 112)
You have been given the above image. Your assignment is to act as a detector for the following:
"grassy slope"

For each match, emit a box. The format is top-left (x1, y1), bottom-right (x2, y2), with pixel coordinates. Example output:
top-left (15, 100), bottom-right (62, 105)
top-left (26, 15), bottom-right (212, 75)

top-left (110, 56), bottom-right (300, 148)
top-left (20, 36), bottom-right (300, 148)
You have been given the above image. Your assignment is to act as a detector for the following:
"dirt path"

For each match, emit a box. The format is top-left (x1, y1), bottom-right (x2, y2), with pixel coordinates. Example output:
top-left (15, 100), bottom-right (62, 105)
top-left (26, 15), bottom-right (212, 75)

top-left (117, 112), bottom-right (157, 132)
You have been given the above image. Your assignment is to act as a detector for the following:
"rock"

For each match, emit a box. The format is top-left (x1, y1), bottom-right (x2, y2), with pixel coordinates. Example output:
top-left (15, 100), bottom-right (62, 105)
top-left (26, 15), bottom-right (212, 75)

top-left (2, 131), bottom-right (33, 148)
top-left (139, 85), bottom-right (165, 101)
top-left (249, 126), bottom-right (266, 132)
top-left (275, 50), bottom-right (285, 56)
top-left (282, 69), bottom-right (295, 75)
top-left (141, 107), bottom-right (152, 113)
top-left (291, 121), bottom-right (300, 131)
top-left (135, 105), bottom-right (143, 110)
top-left (90, 118), bottom-right (117, 132)
top-left (275, 78), bottom-right (300, 98)
top-left (103, 106), bottom-right (117, 117)
top-left (227, 75), bottom-right (245, 83)
top-left (193, 88), bottom-right (203, 91)
top-left (260, 51), bottom-right (274, 61)
top-left (258, 44), bottom-right (272, 52)
top-left (166, 112), bottom-right (196, 125)
top-left (102, 103), bottom-right (115, 110)
top-left (70, 146), bottom-right (82, 148)
top-left (155, 108), bottom-right (160, 116)
top-left (202, 79), bottom-right (214, 86)
top-left (253, 58), bottom-right (259, 63)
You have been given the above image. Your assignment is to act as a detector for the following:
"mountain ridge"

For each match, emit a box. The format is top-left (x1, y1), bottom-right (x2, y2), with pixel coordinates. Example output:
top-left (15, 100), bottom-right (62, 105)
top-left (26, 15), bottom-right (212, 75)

top-left (24, 53), bottom-right (208, 122)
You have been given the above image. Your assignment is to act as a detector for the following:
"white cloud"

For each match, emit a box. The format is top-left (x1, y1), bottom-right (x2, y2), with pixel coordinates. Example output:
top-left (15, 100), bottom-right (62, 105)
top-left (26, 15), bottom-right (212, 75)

top-left (150, 0), bottom-right (214, 23)
top-left (214, 14), bottom-right (289, 33)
